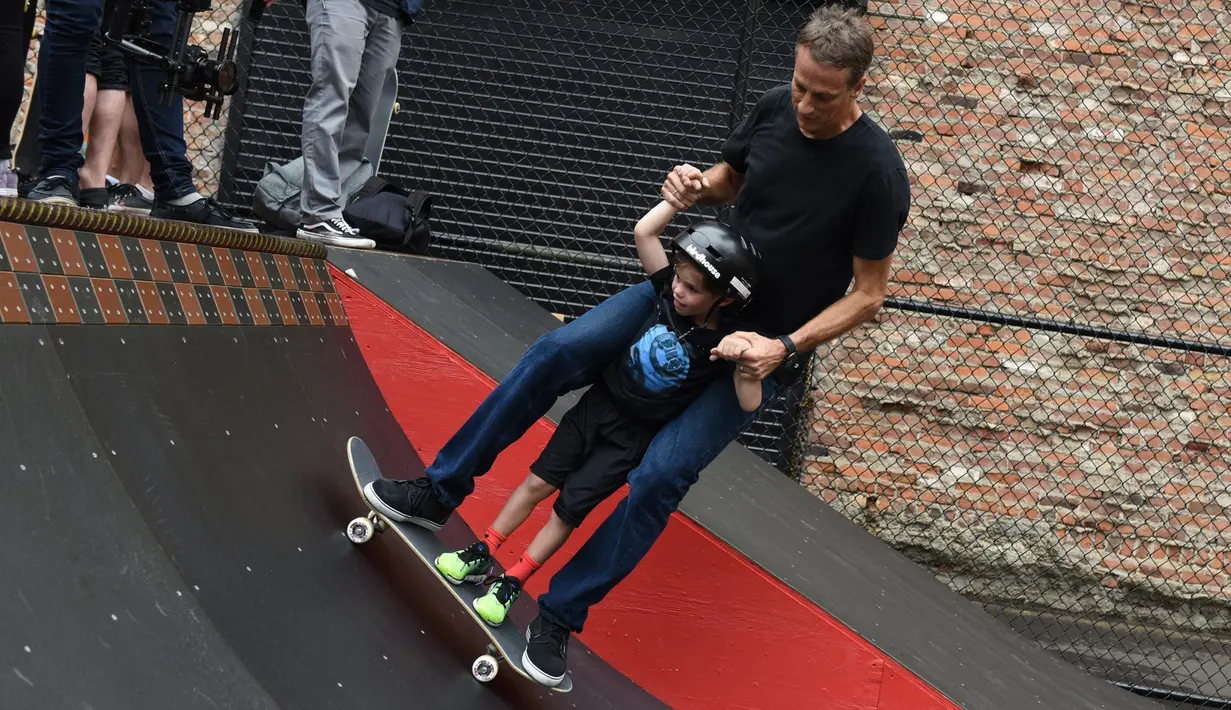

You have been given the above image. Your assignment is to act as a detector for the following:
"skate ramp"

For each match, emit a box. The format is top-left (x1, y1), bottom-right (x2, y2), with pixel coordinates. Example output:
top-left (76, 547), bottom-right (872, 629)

top-left (328, 247), bottom-right (1166, 710)
top-left (0, 219), bottom-right (665, 709)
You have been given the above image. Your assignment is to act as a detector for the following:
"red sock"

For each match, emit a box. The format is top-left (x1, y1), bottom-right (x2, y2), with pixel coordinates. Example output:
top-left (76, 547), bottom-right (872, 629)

top-left (506, 553), bottom-right (543, 584)
top-left (483, 526), bottom-right (507, 551)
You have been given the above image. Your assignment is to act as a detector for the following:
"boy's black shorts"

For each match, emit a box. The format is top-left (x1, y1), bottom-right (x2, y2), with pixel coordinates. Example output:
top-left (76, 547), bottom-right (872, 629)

top-left (530, 381), bottom-right (658, 528)
top-left (86, 35), bottom-right (129, 92)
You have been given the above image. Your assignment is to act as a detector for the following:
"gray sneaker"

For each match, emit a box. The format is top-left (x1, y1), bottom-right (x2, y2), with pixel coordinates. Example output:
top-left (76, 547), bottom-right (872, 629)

top-left (106, 183), bottom-right (154, 216)
top-left (0, 166), bottom-right (16, 198)
top-left (28, 174), bottom-right (80, 207)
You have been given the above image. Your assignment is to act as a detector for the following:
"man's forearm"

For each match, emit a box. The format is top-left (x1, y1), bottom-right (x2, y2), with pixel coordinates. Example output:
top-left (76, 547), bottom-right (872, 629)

top-left (788, 290), bottom-right (883, 353)
top-left (697, 163), bottom-right (741, 206)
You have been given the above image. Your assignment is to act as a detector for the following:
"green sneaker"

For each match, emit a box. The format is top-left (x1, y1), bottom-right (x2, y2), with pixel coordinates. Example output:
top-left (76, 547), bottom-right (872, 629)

top-left (473, 575), bottom-right (523, 627)
top-left (434, 541), bottom-right (494, 585)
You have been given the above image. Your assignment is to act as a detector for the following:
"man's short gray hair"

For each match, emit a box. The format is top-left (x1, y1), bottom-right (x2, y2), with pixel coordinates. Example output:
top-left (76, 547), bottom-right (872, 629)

top-left (797, 5), bottom-right (875, 88)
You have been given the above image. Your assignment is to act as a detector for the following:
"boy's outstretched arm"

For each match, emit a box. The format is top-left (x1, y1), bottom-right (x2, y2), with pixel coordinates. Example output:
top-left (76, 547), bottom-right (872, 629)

top-left (633, 200), bottom-right (680, 276)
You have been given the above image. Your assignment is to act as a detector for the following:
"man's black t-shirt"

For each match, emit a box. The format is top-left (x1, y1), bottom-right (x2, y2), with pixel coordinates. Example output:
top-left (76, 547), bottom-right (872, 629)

top-left (722, 85), bottom-right (911, 339)
top-left (602, 267), bottom-right (730, 424)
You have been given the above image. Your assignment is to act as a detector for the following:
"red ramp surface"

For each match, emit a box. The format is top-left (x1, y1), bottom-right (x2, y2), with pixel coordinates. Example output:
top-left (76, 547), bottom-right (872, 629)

top-left (334, 265), bottom-right (956, 710)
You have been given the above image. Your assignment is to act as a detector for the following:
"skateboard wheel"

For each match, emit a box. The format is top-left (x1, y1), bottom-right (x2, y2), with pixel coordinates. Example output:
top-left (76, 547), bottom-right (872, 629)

top-left (347, 516), bottom-right (375, 544)
top-left (472, 654), bottom-right (498, 683)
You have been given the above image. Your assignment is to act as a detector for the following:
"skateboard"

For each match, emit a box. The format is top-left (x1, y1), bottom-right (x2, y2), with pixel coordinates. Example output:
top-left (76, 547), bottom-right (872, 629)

top-left (344, 436), bottom-right (573, 691)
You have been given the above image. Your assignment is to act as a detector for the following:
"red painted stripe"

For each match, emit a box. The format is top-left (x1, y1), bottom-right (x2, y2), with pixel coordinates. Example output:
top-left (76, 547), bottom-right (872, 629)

top-left (333, 266), bottom-right (959, 710)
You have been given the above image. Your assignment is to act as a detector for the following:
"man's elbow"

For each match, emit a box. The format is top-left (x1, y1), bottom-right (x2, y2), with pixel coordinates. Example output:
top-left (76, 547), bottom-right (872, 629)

top-left (859, 291), bottom-right (886, 323)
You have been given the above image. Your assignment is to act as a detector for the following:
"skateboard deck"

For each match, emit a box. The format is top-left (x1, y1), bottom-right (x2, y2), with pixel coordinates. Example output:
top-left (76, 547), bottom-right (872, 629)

top-left (344, 436), bottom-right (573, 692)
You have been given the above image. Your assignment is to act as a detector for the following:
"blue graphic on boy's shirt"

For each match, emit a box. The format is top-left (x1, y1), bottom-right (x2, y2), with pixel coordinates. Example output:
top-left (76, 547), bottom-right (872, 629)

top-left (626, 324), bottom-right (692, 394)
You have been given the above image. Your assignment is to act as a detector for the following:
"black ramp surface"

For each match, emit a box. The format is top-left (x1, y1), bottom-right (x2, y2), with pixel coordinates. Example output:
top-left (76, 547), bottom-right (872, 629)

top-left (327, 249), bottom-right (1163, 710)
top-left (44, 324), bottom-right (666, 710)
top-left (0, 327), bottom-right (275, 710)
top-left (330, 252), bottom-right (564, 381)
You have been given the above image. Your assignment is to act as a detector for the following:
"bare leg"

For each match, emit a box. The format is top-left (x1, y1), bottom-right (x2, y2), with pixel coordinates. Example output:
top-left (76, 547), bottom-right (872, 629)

top-left (116, 97), bottom-right (151, 189)
top-left (80, 89), bottom-right (124, 189)
top-left (525, 511), bottom-right (575, 565)
top-left (490, 473), bottom-right (557, 538)
top-left (82, 73), bottom-right (98, 144)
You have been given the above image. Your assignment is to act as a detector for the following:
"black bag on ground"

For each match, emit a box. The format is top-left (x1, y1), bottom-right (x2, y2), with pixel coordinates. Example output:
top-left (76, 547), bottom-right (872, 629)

top-left (343, 176), bottom-right (433, 254)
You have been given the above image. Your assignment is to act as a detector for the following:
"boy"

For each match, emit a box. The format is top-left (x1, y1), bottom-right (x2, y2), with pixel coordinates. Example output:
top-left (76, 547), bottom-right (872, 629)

top-left (408, 199), bottom-right (762, 636)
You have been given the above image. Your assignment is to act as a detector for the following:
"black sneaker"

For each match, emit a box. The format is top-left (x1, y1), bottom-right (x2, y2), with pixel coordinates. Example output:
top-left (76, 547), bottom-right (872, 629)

top-left (297, 217), bottom-right (375, 249)
top-left (16, 169), bottom-right (39, 199)
top-left (150, 196), bottom-right (258, 233)
top-left (363, 477), bottom-right (454, 531)
top-left (79, 186), bottom-right (112, 209)
top-left (107, 183), bottom-right (154, 216)
top-left (522, 614), bottom-right (570, 687)
top-left (28, 174), bottom-right (80, 207)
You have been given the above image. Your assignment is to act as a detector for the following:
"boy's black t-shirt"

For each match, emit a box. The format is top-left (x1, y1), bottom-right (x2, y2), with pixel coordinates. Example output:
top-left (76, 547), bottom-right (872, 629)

top-left (602, 267), bottom-right (731, 424)
top-left (722, 85), bottom-right (911, 340)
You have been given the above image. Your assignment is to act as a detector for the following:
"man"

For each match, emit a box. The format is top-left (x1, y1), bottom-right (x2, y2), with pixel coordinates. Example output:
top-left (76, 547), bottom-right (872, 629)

top-left (295, 0), bottom-right (419, 248)
top-left (364, 4), bottom-right (911, 685)
top-left (27, 0), bottom-right (255, 232)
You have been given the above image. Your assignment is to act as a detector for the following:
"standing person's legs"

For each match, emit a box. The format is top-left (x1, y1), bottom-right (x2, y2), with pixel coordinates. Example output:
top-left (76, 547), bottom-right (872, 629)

top-left (0, 0), bottom-right (37, 195)
top-left (127, 0), bottom-right (253, 230)
top-left (30, 0), bottom-right (104, 205)
top-left (83, 46), bottom-right (99, 140)
top-left (363, 281), bottom-right (658, 528)
top-left (124, 0), bottom-right (192, 202)
top-left (105, 95), bottom-right (155, 215)
top-left (298, 0), bottom-right (377, 246)
top-left (81, 15), bottom-right (128, 195)
top-left (336, 16), bottom-right (399, 185)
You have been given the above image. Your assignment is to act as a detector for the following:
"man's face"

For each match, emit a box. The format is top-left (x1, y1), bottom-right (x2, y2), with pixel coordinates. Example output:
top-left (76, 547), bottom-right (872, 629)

top-left (790, 46), bottom-right (864, 138)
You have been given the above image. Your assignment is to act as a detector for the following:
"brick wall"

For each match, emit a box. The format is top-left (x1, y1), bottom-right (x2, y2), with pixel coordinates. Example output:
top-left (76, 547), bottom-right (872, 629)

top-left (799, 0), bottom-right (1231, 635)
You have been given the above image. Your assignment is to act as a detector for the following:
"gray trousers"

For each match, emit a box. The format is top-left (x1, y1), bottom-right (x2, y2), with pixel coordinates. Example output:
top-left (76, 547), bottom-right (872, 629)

top-left (301, 0), bottom-right (401, 222)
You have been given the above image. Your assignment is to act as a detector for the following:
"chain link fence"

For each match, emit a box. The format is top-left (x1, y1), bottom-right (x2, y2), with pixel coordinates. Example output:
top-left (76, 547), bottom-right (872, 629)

top-left (13, 0), bottom-right (1231, 704)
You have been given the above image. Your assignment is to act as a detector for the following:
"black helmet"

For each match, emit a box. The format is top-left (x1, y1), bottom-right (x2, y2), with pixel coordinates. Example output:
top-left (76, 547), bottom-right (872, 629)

top-left (672, 219), bottom-right (761, 309)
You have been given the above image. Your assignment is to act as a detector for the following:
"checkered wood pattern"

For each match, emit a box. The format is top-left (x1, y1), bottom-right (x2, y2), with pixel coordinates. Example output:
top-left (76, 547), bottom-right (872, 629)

top-left (0, 222), bottom-right (345, 327)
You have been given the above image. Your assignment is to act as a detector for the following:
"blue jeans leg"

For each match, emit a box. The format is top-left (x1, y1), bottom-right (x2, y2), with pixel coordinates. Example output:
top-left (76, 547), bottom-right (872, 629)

top-left (539, 371), bottom-right (784, 632)
top-left (37, 0), bottom-right (103, 180)
top-left (126, 0), bottom-right (195, 200)
top-left (425, 281), bottom-right (657, 507)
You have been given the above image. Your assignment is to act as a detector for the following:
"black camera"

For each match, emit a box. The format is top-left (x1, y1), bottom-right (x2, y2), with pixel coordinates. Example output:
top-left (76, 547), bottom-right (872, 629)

top-left (104, 0), bottom-right (266, 119)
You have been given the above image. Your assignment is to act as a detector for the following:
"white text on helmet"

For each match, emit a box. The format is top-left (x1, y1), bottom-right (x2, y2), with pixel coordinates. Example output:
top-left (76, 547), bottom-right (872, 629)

top-left (683, 243), bottom-right (722, 280)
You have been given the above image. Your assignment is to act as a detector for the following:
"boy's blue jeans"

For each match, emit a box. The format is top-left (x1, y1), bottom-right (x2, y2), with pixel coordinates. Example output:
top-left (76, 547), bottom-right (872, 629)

top-left (426, 281), bottom-right (784, 632)
top-left (37, 0), bottom-right (195, 200)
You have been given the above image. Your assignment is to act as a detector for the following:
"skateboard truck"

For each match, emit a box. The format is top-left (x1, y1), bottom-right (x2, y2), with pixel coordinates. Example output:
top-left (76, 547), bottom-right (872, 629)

top-left (103, 0), bottom-right (271, 119)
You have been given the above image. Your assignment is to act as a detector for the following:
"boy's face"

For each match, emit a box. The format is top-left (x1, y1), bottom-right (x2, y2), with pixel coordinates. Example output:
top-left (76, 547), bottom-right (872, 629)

top-left (671, 261), bottom-right (725, 318)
